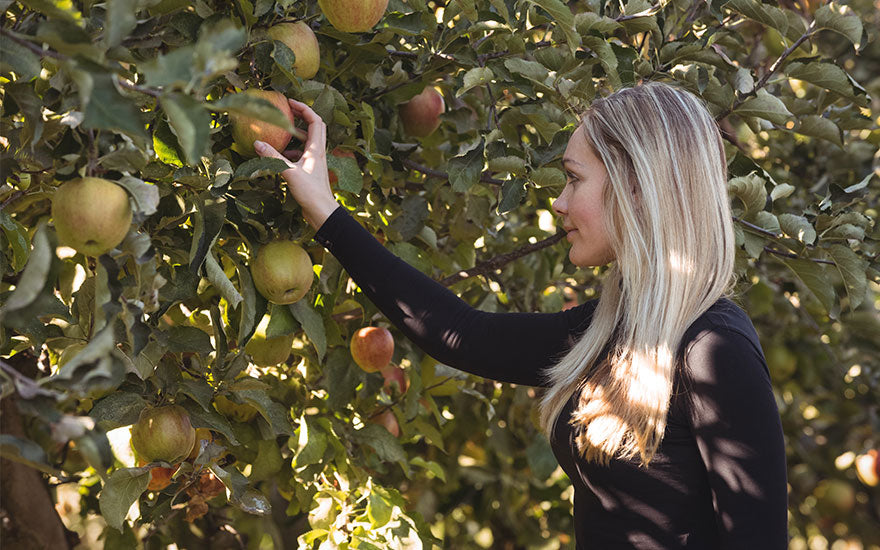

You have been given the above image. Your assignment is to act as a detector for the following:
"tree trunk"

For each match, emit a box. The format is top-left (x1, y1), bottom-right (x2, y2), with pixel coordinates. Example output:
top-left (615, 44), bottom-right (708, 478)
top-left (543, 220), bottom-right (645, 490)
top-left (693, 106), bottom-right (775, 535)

top-left (0, 352), bottom-right (77, 550)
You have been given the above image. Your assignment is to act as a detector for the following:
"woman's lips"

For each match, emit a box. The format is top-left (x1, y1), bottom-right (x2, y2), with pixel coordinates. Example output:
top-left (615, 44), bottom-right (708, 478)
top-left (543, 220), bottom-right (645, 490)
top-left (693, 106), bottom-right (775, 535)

top-left (566, 229), bottom-right (577, 241)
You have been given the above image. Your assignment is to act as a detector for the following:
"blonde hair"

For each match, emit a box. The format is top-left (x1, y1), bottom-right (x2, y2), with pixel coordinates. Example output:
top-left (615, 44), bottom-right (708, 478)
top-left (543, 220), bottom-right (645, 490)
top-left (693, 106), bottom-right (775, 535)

top-left (538, 82), bottom-right (736, 466)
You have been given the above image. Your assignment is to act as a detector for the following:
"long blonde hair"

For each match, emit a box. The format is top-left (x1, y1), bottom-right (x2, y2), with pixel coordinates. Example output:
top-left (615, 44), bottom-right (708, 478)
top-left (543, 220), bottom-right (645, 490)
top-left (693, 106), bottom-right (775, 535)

top-left (538, 82), bottom-right (736, 466)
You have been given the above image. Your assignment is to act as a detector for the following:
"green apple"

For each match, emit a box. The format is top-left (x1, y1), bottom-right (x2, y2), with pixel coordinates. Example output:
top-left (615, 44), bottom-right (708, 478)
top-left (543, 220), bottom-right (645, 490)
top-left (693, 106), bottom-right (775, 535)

top-left (229, 89), bottom-right (297, 157)
top-left (131, 405), bottom-right (196, 464)
top-left (245, 314), bottom-right (295, 366)
top-left (318, 0), bottom-right (389, 33)
top-left (51, 177), bottom-right (132, 256)
top-left (266, 21), bottom-right (320, 79)
top-left (250, 240), bottom-right (314, 305)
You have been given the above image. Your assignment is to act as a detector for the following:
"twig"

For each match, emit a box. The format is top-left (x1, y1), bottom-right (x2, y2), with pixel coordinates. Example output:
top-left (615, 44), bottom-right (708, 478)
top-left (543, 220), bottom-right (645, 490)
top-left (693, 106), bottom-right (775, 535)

top-left (401, 158), bottom-right (504, 186)
top-left (717, 20), bottom-right (817, 121)
top-left (438, 230), bottom-right (566, 287)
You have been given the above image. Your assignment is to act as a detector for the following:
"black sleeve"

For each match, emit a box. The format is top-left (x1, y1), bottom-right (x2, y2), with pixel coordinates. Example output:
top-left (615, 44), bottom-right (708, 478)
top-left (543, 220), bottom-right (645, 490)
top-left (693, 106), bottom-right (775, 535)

top-left (683, 327), bottom-right (789, 549)
top-left (314, 206), bottom-right (596, 387)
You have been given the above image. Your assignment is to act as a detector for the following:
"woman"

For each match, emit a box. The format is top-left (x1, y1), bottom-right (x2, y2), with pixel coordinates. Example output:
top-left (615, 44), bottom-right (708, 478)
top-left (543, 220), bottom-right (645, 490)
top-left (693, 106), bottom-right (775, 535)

top-left (254, 82), bottom-right (789, 548)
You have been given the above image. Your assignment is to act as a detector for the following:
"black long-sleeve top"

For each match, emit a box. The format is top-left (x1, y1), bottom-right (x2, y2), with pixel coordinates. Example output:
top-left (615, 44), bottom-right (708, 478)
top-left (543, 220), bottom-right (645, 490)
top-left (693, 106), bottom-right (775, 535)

top-left (314, 205), bottom-right (789, 549)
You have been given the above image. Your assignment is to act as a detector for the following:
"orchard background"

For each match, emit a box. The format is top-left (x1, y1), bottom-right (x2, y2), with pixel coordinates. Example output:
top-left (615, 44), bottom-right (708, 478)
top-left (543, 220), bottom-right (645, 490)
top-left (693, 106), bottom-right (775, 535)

top-left (1, 0), bottom-right (879, 548)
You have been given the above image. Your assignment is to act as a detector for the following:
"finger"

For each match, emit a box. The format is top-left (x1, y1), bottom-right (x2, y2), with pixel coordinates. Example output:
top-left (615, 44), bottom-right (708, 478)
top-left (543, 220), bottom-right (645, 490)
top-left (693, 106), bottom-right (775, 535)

top-left (288, 100), bottom-right (326, 154)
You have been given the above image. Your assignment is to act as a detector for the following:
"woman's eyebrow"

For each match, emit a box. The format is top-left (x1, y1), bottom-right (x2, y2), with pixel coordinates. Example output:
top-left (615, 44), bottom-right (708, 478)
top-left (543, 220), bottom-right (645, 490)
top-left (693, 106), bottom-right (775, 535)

top-left (562, 157), bottom-right (584, 168)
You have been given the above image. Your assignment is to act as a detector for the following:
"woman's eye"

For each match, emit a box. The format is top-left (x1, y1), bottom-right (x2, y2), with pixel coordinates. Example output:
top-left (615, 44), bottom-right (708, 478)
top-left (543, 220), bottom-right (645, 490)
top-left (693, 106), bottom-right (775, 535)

top-left (565, 172), bottom-right (578, 184)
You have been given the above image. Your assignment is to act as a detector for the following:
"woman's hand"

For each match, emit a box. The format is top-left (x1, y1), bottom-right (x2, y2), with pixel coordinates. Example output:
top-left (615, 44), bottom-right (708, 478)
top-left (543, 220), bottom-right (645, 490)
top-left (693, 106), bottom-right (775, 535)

top-left (253, 98), bottom-right (339, 230)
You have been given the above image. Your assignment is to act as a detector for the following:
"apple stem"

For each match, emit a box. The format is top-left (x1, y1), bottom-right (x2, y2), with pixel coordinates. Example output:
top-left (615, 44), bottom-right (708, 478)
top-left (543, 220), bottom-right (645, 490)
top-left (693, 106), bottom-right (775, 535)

top-left (291, 127), bottom-right (307, 143)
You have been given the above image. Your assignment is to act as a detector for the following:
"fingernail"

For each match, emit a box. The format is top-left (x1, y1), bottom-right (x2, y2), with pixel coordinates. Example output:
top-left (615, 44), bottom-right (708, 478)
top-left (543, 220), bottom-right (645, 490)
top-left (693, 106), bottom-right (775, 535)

top-left (253, 140), bottom-right (266, 151)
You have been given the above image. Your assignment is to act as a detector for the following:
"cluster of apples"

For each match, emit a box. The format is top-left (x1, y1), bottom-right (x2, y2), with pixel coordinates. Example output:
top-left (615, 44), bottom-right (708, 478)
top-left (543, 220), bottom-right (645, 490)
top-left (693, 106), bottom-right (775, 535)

top-left (350, 326), bottom-right (407, 437)
top-left (130, 404), bottom-right (219, 493)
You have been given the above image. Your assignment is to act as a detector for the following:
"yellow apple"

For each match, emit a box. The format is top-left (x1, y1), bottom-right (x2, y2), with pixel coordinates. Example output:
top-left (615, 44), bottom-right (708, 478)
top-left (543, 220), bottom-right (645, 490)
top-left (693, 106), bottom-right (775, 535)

top-left (51, 178), bottom-right (132, 256)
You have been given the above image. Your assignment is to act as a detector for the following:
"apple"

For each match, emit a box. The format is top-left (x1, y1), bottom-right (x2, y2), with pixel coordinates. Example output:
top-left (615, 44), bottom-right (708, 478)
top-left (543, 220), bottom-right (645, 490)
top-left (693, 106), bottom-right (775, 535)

top-left (245, 314), bottom-right (295, 366)
top-left (51, 177), bottom-right (132, 256)
top-left (369, 409), bottom-right (400, 437)
top-left (138, 458), bottom-right (180, 491)
top-left (380, 364), bottom-right (408, 395)
top-left (266, 21), bottom-right (320, 79)
top-left (131, 405), bottom-right (196, 464)
top-left (318, 0), bottom-right (389, 33)
top-left (229, 89), bottom-right (298, 157)
top-left (350, 326), bottom-right (394, 373)
top-left (250, 240), bottom-right (314, 304)
top-left (399, 87), bottom-right (444, 137)
top-left (328, 147), bottom-right (356, 186)
top-left (855, 450), bottom-right (879, 487)
top-left (214, 394), bottom-right (259, 422)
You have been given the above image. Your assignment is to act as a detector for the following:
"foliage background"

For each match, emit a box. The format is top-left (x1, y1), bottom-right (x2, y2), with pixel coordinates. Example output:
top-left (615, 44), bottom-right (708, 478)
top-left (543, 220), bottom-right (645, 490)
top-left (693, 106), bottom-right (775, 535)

top-left (1, 0), bottom-right (879, 548)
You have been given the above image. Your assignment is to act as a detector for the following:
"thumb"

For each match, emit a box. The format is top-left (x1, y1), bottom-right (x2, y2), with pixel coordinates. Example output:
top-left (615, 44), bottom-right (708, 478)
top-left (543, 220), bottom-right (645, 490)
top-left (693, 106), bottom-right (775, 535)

top-left (254, 140), bottom-right (294, 167)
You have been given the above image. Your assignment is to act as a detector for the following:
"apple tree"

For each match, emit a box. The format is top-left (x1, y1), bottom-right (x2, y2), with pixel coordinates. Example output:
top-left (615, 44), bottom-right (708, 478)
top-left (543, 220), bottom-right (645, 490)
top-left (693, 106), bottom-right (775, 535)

top-left (1, 0), bottom-right (878, 548)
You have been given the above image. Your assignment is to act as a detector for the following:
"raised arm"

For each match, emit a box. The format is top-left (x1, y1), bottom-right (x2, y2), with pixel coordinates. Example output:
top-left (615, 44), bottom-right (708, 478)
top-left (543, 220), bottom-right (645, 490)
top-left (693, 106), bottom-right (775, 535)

top-left (684, 326), bottom-right (789, 548)
top-left (314, 205), bottom-right (596, 386)
top-left (253, 98), bottom-right (596, 387)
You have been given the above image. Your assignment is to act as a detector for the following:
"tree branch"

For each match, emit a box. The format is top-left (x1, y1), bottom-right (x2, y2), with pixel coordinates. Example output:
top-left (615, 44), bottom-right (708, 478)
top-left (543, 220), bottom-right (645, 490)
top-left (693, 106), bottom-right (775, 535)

top-left (438, 230), bottom-right (566, 287)
top-left (716, 20), bottom-right (817, 121)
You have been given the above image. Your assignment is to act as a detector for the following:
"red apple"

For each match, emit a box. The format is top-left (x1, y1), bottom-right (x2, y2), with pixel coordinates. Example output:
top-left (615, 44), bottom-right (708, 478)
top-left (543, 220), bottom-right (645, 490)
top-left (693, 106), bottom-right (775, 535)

top-left (369, 410), bottom-right (399, 437)
top-left (230, 89), bottom-right (298, 157)
top-left (328, 147), bottom-right (356, 186)
top-left (380, 364), bottom-right (408, 394)
top-left (350, 326), bottom-right (394, 373)
top-left (266, 21), bottom-right (320, 79)
top-left (318, 0), bottom-right (388, 33)
top-left (399, 87), bottom-right (444, 137)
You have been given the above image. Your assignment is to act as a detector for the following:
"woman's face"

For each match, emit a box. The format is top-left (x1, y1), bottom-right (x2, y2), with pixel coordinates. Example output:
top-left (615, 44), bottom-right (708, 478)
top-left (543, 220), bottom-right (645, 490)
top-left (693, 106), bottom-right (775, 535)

top-left (552, 126), bottom-right (615, 267)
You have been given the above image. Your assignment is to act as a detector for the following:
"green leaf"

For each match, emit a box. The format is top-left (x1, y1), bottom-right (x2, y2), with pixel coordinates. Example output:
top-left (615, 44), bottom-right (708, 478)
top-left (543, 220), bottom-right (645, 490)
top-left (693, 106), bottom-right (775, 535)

top-left (488, 156), bottom-right (527, 175)
top-left (727, 173), bottom-right (767, 218)
top-left (211, 93), bottom-right (294, 134)
top-left (182, 400), bottom-right (240, 445)
top-left (770, 183), bottom-right (795, 202)
top-left (529, 167), bottom-right (565, 189)
top-left (248, 439), bottom-right (284, 481)
top-left (498, 178), bottom-right (526, 213)
top-left (67, 61), bottom-right (148, 141)
top-left (161, 94), bottom-right (212, 166)
top-left (504, 58), bottom-right (550, 83)
top-left (448, 141), bottom-right (485, 193)
top-left (326, 152), bottom-right (363, 194)
top-left (293, 415), bottom-right (328, 468)
top-left (456, 67), bottom-right (494, 97)
top-left (367, 490), bottom-right (393, 528)
top-left (290, 300), bottom-right (326, 362)
top-left (409, 456), bottom-right (446, 482)
top-left (140, 46), bottom-right (195, 89)
top-left (236, 388), bottom-right (295, 436)
top-left (825, 244), bottom-right (867, 310)
top-left (89, 392), bottom-right (147, 430)
top-left (754, 211), bottom-right (780, 234)
top-left (526, 436), bottom-right (558, 479)
top-left (232, 157), bottom-right (290, 181)
top-left (735, 89), bottom-right (793, 125)
top-left (0, 34), bottom-right (42, 81)
top-left (178, 378), bottom-right (215, 412)
top-left (795, 115), bottom-right (843, 147)
top-left (786, 62), bottom-right (854, 98)
top-left (99, 467), bottom-right (151, 532)
top-left (778, 257), bottom-right (835, 314)
top-left (115, 176), bottom-right (160, 218)
top-left (528, 0), bottom-right (580, 54)
top-left (814, 2), bottom-right (863, 50)
top-left (724, 0), bottom-right (800, 41)
top-left (152, 118), bottom-right (185, 167)
top-left (0, 223), bottom-right (52, 318)
top-left (104, 0), bottom-right (139, 48)
top-left (352, 422), bottom-right (406, 463)
top-left (0, 434), bottom-right (60, 475)
top-left (164, 326), bottom-right (213, 356)
top-left (210, 464), bottom-right (272, 515)
top-left (205, 252), bottom-right (242, 310)
top-left (0, 210), bottom-right (30, 272)
top-left (778, 214), bottom-right (816, 245)
top-left (18, 0), bottom-right (81, 22)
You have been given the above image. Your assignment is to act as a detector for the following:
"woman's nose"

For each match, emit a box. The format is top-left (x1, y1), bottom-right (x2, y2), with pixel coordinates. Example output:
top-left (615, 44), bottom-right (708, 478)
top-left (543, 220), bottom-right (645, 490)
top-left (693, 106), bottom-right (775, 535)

top-left (552, 194), bottom-right (566, 217)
